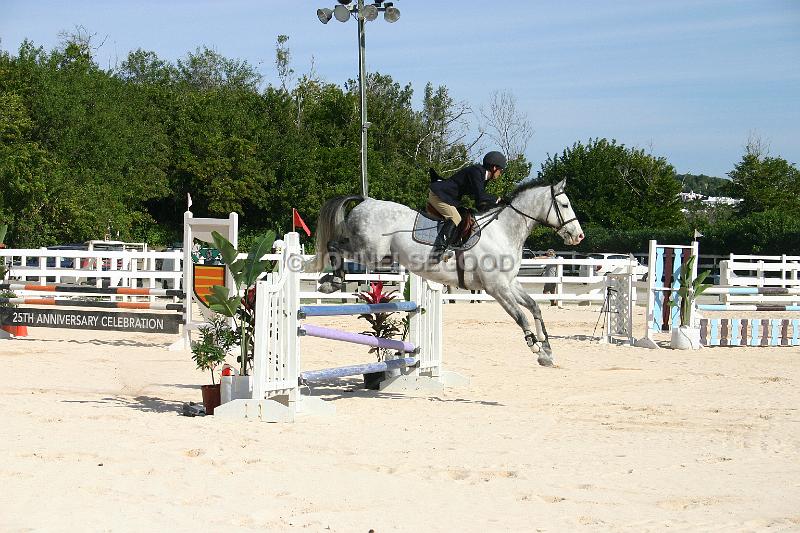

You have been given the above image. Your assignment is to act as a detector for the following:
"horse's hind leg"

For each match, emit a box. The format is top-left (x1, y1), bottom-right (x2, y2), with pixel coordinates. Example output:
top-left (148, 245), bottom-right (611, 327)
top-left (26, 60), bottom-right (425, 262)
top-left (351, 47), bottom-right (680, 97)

top-left (317, 239), bottom-right (349, 294)
top-left (511, 281), bottom-right (554, 367)
top-left (486, 285), bottom-right (551, 366)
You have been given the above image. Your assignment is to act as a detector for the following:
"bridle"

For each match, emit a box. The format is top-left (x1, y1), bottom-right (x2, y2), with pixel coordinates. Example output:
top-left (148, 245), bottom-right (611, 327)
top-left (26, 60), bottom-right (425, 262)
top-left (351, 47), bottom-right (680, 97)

top-left (476, 184), bottom-right (578, 234)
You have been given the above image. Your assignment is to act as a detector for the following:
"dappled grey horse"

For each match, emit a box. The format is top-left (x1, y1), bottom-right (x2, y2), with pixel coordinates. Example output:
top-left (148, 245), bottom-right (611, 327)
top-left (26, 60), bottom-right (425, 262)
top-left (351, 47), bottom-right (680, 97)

top-left (307, 178), bottom-right (584, 366)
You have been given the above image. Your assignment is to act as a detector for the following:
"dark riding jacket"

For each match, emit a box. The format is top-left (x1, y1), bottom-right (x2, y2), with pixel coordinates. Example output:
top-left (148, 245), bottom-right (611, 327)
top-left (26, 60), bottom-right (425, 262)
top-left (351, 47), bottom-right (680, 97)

top-left (430, 164), bottom-right (498, 211)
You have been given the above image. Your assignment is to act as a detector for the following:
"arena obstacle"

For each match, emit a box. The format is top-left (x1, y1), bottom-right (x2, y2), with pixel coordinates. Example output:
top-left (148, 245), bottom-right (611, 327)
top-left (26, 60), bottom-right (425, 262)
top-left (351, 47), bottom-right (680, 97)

top-left (605, 240), bottom-right (698, 348)
top-left (0, 284), bottom-right (186, 334)
top-left (610, 239), bottom-right (800, 348)
top-left (179, 208), bottom-right (238, 350)
top-left (214, 232), bottom-right (467, 422)
top-left (0, 207), bottom-right (237, 347)
top-left (699, 318), bottom-right (800, 347)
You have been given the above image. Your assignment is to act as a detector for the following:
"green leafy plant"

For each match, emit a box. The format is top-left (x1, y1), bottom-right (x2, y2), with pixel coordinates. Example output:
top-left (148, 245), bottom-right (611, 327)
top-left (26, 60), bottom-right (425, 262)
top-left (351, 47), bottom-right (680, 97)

top-left (0, 224), bottom-right (7, 280)
top-left (669, 255), bottom-right (712, 327)
top-left (357, 282), bottom-right (406, 361)
top-left (203, 230), bottom-right (276, 376)
top-left (191, 314), bottom-right (237, 385)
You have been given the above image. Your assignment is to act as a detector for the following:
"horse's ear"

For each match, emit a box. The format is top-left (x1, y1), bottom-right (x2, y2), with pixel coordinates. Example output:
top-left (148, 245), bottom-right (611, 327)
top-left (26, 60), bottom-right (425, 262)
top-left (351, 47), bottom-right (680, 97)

top-left (555, 177), bottom-right (567, 191)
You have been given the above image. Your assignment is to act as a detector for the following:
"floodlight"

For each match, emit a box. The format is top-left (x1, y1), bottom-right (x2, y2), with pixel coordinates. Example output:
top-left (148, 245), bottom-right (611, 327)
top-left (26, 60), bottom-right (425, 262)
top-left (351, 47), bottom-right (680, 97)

top-left (384, 5), bottom-right (400, 23)
top-left (334, 4), bottom-right (351, 22)
top-left (362, 4), bottom-right (378, 21)
top-left (317, 8), bottom-right (333, 24)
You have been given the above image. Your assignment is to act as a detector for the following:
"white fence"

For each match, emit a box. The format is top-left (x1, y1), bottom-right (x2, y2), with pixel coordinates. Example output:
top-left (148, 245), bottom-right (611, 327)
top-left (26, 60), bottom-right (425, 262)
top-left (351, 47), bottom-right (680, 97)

top-left (0, 248), bottom-right (182, 300)
top-left (1, 248), bottom-right (645, 307)
top-left (718, 254), bottom-right (800, 305)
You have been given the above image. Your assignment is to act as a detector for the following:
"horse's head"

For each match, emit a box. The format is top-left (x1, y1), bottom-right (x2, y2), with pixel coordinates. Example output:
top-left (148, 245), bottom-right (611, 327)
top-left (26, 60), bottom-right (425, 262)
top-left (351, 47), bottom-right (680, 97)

top-left (535, 178), bottom-right (584, 245)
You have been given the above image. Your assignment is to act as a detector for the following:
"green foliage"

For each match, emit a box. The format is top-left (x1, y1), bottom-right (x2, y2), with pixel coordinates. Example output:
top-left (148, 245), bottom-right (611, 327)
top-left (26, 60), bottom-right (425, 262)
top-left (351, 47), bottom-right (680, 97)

top-left (668, 256), bottom-right (712, 327)
top-left (203, 230), bottom-right (276, 375)
top-left (539, 139), bottom-right (682, 230)
top-left (728, 152), bottom-right (800, 217)
top-left (2, 36), bottom-right (797, 258)
top-left (191, 314), bottom-right (237, 385)
top-left (676, 173), bottom-right (731, 196)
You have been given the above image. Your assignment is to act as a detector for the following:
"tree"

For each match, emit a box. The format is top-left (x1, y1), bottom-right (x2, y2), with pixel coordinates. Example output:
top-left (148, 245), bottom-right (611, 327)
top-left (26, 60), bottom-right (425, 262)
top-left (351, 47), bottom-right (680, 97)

top-left (538, 139), bottom-right (682, 230)
top-left (728, 150), bottom-right (800, 217)
top-left (176, 46), bottom-right (261, 91)
top-left (479, 90), bottom-right (533, 160)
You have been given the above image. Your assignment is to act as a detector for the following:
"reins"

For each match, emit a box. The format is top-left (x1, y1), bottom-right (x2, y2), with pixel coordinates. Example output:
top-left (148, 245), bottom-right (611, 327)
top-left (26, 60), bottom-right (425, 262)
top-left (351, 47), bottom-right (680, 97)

top-left (473, 184), bottom-right (576, 235)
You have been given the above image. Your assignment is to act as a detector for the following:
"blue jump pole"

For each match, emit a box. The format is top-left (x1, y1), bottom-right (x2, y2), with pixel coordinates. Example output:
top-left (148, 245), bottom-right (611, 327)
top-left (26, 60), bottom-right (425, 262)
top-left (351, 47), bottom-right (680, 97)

top-left (299, 357), bottom-right (417, 382)
top-left (299, 324), bottom-right (418, 353)
top-left (298, 301), bottom-right (418, 318)
top-left (698, 304), bottom-right (800, 312)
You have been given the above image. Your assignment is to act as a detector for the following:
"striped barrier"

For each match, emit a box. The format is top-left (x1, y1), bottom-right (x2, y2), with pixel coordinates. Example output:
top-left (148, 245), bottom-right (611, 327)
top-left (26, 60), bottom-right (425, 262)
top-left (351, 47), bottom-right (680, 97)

top-left (299, 324), bottom-right (418, 354)
top-left (0, 282), bottom-right (183, 297)
top-left (700, 318), bottom-right (800, 347)
top-left (0, 209), bottom-right (239, 347)
top-left (624, 239), bottom-right (800, 348)
top-left (214, 232), bottom-right (466, 423)
top-left (698, 304), bottom-right (800, 312)
top-left (0, 283), bottom-right (186, 334)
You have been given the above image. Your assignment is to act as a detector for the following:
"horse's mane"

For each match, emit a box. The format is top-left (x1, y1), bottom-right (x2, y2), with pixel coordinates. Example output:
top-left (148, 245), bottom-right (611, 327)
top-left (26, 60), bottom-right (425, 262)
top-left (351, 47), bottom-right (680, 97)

top-left (508, 177), bottom-right (549, 201)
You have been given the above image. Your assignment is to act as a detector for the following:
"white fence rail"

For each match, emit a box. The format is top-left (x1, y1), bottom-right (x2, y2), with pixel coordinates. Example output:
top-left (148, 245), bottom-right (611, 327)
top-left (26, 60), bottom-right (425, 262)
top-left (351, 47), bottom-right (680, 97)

top-left (0, 248), bottom-right (182, 300)
top-left (2, 248), bottom-right (642, 307)
top-left (718, 255), bottom-right (800, 304)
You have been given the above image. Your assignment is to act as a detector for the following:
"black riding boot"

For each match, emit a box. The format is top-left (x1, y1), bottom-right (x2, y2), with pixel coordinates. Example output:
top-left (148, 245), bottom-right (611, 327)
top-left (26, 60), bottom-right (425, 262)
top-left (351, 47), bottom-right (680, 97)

top-left (431, 219), bottom-right (457, 261)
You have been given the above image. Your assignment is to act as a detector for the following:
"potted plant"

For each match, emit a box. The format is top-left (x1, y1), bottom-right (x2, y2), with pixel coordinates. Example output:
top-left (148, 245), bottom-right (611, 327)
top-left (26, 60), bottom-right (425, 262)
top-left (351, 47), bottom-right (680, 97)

top-left (357, 282), bottom-right (408, 389)
top-left (203, 229), bottom-right (276, 399)
top-left (191, 314), bottom-right (236, 414)
top-left (669, 255), bottom-right (712, 350)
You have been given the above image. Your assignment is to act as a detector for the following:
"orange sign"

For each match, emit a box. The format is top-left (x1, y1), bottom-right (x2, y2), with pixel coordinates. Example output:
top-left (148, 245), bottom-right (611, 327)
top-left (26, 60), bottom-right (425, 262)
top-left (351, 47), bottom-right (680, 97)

top-left (193, 264), bottom-right (226, 307)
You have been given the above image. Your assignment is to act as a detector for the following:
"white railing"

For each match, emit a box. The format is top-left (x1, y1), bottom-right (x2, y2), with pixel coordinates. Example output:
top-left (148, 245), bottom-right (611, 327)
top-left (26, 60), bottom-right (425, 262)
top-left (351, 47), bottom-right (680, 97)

top-left (718, 255), bottom-right (800, 304)
top-left (0, 248), bottom-right (183, 300)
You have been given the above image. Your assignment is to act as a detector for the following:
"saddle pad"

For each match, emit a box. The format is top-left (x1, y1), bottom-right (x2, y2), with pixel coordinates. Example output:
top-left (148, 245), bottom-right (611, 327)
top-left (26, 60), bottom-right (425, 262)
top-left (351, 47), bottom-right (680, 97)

top-left (411, 212), bottom-right (480, 251)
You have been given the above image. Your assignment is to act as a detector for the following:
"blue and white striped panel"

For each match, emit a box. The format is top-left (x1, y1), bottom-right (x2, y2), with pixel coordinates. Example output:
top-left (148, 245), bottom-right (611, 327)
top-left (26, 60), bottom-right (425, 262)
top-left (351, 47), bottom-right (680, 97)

top-left (770, 319), bottom-right (781, 346)
top-left (669, 248), bottom-right (684, 330)
top-left (707, 318), bottom-right (720, 346)
top-left (749, 318), bottom-right (761, 346)
top-left (651, 246), bottom-right (666, 332)
top-left (730, 318), bottom-right (742, 346)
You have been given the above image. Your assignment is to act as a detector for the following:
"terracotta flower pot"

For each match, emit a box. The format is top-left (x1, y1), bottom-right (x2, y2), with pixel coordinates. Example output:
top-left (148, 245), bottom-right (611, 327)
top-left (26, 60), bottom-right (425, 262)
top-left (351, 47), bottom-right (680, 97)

top-left (200, 384), bottom-right (221, 415)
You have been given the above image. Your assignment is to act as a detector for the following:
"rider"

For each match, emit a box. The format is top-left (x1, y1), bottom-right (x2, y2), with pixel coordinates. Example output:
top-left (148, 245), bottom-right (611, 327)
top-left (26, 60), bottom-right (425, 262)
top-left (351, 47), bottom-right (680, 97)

top-left (428, 150), bottom-right (507, 260)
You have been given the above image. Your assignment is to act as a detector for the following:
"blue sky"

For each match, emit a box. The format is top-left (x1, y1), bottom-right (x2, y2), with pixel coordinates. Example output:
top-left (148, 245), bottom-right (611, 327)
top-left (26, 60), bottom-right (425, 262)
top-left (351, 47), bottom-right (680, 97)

top-left (2, 0), bottom-right (798, 178)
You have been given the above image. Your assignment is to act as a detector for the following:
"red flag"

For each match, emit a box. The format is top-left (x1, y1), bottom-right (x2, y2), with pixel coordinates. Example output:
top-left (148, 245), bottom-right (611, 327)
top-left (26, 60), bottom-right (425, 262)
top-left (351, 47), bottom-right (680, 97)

top-left (292, 208), bottom-right (311, 236)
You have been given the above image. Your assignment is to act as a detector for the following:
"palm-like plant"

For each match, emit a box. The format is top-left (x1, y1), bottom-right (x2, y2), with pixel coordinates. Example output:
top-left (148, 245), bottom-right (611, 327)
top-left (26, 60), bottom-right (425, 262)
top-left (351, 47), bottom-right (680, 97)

top-left (203, 230), bottom-right (276, 376)
top-left (670, 255), bottom-right (712, 327)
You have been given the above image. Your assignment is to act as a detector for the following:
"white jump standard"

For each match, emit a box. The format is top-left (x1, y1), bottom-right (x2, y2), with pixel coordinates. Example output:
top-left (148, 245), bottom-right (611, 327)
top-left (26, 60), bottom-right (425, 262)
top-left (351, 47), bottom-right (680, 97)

top-left (215, 232), bottom-right (466, 422)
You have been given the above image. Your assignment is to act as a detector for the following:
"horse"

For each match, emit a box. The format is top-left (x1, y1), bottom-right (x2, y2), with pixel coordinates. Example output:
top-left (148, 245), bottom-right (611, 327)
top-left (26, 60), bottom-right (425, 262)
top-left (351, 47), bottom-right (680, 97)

top-left (307, 178), bottom-right (584, 366)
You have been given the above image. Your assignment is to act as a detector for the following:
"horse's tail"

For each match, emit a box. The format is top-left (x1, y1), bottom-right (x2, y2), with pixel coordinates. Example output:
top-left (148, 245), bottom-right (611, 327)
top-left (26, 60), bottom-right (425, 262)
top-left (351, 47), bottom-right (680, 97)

top-left (305, 195), bottom-right (364, 272)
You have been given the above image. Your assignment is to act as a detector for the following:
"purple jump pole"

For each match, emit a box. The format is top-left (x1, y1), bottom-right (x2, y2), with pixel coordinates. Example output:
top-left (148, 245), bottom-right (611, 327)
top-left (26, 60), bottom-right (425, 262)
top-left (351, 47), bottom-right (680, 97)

top-left (300, 324), bottom-right (417, 353)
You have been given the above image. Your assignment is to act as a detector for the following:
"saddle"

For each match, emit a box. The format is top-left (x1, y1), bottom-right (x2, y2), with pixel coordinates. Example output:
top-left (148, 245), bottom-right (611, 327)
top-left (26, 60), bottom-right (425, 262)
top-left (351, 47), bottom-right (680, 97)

top-left (413, 205), bottom-right (480, 250)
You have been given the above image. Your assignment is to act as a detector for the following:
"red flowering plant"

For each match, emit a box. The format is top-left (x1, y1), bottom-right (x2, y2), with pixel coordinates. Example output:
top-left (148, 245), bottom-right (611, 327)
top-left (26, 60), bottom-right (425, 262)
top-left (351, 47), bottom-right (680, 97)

top-left (357, 282), bottom-right (408, 361)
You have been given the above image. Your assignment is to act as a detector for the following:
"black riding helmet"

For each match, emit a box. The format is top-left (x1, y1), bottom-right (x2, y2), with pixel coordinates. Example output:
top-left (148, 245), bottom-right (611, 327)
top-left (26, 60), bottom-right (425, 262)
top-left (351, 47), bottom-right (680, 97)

top-left (483, 151), bottom-right (507, 170)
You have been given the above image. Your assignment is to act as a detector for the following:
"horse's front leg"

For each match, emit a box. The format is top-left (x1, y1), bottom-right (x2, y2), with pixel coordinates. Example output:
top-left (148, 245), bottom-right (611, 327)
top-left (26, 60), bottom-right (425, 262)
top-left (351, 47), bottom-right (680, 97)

top-left (486, 285), bottom-right (551, 366)
top-left (511, 281), bottom-right (554, 366)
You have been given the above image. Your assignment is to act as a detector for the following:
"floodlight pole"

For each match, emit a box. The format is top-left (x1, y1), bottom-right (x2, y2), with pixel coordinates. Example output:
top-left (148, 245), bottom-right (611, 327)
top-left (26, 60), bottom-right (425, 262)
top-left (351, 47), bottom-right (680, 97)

top-left (357, 0), bottom-right (369, 198)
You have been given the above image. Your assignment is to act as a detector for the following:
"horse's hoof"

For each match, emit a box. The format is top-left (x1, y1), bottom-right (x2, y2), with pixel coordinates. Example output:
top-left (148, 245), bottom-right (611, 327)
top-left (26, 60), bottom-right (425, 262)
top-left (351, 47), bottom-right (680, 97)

top-left (318, 280), bottom-right (342, 294)
top-left (537, 355), bottom-right (554, 367)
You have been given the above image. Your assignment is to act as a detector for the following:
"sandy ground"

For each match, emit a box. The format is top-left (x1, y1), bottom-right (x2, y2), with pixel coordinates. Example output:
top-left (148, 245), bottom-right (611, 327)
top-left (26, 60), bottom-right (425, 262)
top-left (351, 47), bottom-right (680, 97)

top-left (1, 301), bottom-right (799, 532)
